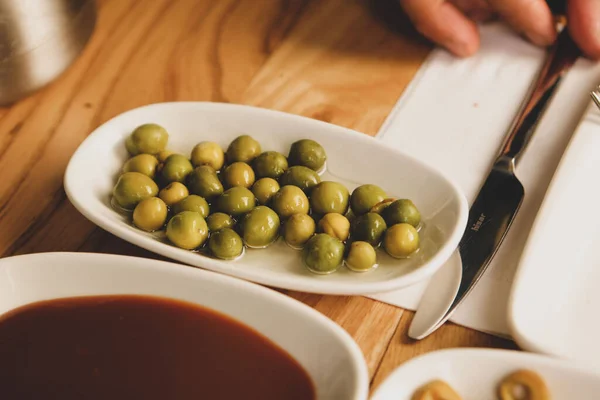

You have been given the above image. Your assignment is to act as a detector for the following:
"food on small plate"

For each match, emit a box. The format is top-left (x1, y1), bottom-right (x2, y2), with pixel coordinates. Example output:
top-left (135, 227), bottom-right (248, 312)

top-left (411, 379), bottom-right (462, 400)
top-left (411, 369), bottom-right (550, 400)
top-left (497, 369), bottom-right (550, 400)
top-left (110, 124), bottom-right (424, 275)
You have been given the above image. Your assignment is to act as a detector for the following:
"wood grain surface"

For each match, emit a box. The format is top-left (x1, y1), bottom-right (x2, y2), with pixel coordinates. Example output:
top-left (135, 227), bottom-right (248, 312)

top-left (1, 0), bottom-right (517, 394)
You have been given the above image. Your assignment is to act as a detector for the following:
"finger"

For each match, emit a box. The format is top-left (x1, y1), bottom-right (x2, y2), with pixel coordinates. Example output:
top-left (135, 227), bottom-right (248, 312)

top-left (450, 0), bottom-right (495, 21)
top-left (486, 0), bottom-right (557, 46)
top-left (567, 0), bottom-right (600, 60)
top-left (399, 0), bottom-right (480, 57)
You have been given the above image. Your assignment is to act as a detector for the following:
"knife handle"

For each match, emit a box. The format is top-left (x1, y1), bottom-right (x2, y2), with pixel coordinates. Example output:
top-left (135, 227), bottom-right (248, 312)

top-left (496, 29), bottom-right (580, 171)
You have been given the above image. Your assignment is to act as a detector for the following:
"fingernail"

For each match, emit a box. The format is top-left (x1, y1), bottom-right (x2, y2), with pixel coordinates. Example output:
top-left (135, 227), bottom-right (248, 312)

top-left (526, 30), bottom-right (556, 47)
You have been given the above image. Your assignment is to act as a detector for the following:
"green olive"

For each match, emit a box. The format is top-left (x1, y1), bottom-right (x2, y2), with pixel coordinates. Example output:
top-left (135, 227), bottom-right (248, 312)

top-left (156, 149), bottom-right (176, 163)
top-left (223, 162), bottom-right (255, 188)
top-left (381, 199), bottom-right (421, 228)
top-left (216, 186), bottom-right (256, 216)
top-left (302, 233), bottom-right (344, 274)
top-left (191, 141), bottom-right (225, 170)
top-left (166, 211), bottom-right (209, 250)
top-left (126, 123), bottom-right (169, 155)
top-left (383, 223), bottom-right (420, 258)
top-left (160, 154), bottom-right (193, 184)
top-left (252, 151), bottom-right (288, 179)
top-left (351, 212), bottom-right (387, 247)
top-left (226, 135), bottom-right (262, 163)
top-left (172, 195), bottom-right (209, 218)
top-left (279, 166), bottom-right (321, 193)
top-left (288, 139), bottom-right (327, 171)
top-left (271, 185), bottom-right (309, 219)
top-left (350, 184), bottom-right (387, 216)
top-left (122, 154), bottom-right (159, 178)
top-left (345, 241), bottom-right (377, 272)
top-left (125, 136), bottom-right (138, 156)
top-left (317, 213), bottom-right (350, 241)
top-left (112, 172), bottom-right (159, 210)
top-left (283, 213), bottom-right (316, 249)
top-left (159, 182), bottom-right (189, 206)
top-left (310, 181), bottom-right (349, 215)
top-left (370, 198), bottom-right (396, 214)
top-left (208, 228), bottom-right (244, 260)
top-left (186, 165), bottom-right (224, 200)
top-left (132, 197), bottom-right (168, 232)
top-left (251, 178), bottom-right (280, 205)
top-left (206, 212), bottom-right (235, 232)
top-left (240, 206), bottom-right (280, 248)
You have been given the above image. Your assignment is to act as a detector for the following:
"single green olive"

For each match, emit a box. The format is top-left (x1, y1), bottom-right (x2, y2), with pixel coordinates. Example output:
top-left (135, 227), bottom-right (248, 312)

top-left (191, 141), bottom-right (225, 170)
top-left (283, 213), bottom-right (316, 249)
top-left (351, 212), bottom-right (387, 247)
top-left (240, 206), bottom-right (280, 248)
top-left (112, 172), bottom-right (159, 210)
top-left (350, 184), bottom-right (387, 216)
top-left (208, 228), bottom-right (244, 260)
top-left (159, 182), bottom-right (189, 206)
top-left (126, 123), bottom-right (169, 155)
top-left (156, 149), bottom-right (176, 163)
top-left (302, 233), bottom-right (344, 274)
top-left (317, 213), bottom-right (350, 242)
top-left (271, 185), bottom-right (309, 219)
top-left (186, 165), bottom-right (224, 200)
top-left (310, 181), bottom-right (349, 215)
top-left (370, 198), bottom-right (396, 214)
top-left (122, 154), bottom-right (159, 178)
top-left (216, 186), bottom-right (256, 217)
top-left (252, 151), bottom-right (288, 179)
top-left (172, 195), bottom-right (209, 218)
top-left (345, 241), bottom-right (377, 272)
top-left (166, 211), bottom-right (209, 250)
top-left (132, 197), bottom-right (168, 232)
top-left (226, 135), bottom-right (262, 163)
top-left (223, 162), bottom-right (255, 188)
top-left (279, 166), bottom-right (321, 193)
top-left (160, 154), bottom-right (193, 184)
top-left (383, 223), bottom-right (420, 258)
top-left (381, 199), bottom-right (421, 228)
top-left (251, 178), bottom-right (280, 205)
top-left (206, 212), bottom-right (235, 232)
top-left (288, 139), bottom-right (327, 172)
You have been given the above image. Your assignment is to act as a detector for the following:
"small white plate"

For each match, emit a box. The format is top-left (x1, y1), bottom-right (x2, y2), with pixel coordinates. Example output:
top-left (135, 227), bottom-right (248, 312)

top-left (0, 252), bottom-right (369, 400)
top-left (371, 348), bottom-right (600, 400)
top-left (64, 102), bottom-right (468, 295)
top-left (509, 102), bottom-right (600, 370)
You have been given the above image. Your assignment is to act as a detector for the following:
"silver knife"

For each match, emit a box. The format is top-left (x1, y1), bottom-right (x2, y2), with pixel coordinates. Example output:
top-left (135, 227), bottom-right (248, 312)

top-left (408, 28), bottom-right (581, 340)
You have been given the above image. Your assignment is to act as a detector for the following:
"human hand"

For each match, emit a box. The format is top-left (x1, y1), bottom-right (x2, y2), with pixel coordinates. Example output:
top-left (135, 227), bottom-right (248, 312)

top-left (398, 0), bottom-right (600, 59)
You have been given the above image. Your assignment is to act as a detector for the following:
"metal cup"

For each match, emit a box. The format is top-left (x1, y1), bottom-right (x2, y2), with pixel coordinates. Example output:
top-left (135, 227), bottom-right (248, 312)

top-left (0, 0), bottom-right (97, 106)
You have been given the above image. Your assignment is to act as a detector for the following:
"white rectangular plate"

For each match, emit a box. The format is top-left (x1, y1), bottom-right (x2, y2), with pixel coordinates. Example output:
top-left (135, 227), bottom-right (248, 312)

top-left (0, 252), bottom-right (368, 399)
top-left (509, 102), bottom-right (600, 369)
top-left (64, 102), bottom-right (468, 295)
top-left (372, 348), bottom-right (600, 400)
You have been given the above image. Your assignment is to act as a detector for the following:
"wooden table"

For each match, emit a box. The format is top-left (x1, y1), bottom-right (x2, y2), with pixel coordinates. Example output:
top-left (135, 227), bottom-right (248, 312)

top-left (2, 0), bottom-right (517, 394)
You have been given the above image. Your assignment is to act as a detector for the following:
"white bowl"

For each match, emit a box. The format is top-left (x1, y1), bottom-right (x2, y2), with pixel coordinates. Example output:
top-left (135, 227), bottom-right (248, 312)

top-left (0, 252), bottom-right (369, 400)
top-left (64, 102), bottom-right (468, 295)
top-left (372, 348), bottom-right (600, 400)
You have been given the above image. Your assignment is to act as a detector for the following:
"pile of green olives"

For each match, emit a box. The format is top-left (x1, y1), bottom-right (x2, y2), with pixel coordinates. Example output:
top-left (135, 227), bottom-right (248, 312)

top-left (111, 123), bottom-right (423, 275)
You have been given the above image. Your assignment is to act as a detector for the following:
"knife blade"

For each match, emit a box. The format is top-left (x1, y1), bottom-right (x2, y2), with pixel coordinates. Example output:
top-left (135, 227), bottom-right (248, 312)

top-left (408, 27), bottom-right (581, 340)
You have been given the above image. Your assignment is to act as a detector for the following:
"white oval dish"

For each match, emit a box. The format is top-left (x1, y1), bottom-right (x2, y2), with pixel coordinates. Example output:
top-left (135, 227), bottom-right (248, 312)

top-left (508, 102), bottom-right (600, 370)
top-left (371, 348), bottom-right (600, 400)
top-left (0, 252), bottom-right (369, 400)
top-left (64, 102), bottom-right (468, 295)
